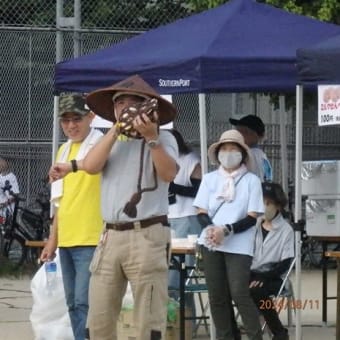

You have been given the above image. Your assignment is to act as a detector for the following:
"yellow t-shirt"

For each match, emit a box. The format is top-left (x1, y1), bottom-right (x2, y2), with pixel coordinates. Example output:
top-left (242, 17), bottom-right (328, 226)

top-left (57, 143), bottom-right (103, 247)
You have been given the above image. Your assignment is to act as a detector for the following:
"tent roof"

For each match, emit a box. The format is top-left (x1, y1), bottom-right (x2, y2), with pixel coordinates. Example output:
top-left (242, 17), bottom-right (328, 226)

top-left (297, 34), bottom-right (340, 85)
top-left (55, 0), bottom-right (340, 94)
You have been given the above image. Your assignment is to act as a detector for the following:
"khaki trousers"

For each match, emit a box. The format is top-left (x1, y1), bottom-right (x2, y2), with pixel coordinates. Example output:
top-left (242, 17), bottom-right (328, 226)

top-left (88, 222), bottom-right (171, 340)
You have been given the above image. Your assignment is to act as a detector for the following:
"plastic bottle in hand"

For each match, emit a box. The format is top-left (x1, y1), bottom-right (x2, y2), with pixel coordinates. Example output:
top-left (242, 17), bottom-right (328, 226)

top-left (45, 260), bottom-right (57, 294)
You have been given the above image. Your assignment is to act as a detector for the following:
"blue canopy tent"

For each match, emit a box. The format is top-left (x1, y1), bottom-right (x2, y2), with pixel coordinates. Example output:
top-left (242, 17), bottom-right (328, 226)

top-left (55, 0), bottom-right (340, 95)
top-left (294, 37), bottom-right (340, 331)
top-left (296, 35), bottom-right (340, 224)
top-left (54, 1), bottom-right (340, 338)
top-left (297, 34), bottom-right (340, 85)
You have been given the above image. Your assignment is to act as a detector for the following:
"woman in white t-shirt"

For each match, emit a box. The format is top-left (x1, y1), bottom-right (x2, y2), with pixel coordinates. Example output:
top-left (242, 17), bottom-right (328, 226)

top-left (167, 129), bottom-right (201, 318)
top-left (168, 129), bottom-right (201, 239)
top-left (193, 129), bottom-right (264, 340)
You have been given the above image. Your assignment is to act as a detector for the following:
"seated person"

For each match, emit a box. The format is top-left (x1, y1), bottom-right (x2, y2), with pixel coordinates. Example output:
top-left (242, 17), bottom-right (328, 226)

top-left (250, 182), bottom-right (294, 340)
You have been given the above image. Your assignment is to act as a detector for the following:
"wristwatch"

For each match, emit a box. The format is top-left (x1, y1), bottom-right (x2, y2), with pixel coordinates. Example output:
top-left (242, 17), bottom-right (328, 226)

top-left (147, 138), bottom-right (160, 149)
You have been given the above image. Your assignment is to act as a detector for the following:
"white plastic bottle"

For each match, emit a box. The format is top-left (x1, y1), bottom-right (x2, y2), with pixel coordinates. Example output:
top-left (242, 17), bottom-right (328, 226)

top-left (45, 260), bottom-right (57, 294)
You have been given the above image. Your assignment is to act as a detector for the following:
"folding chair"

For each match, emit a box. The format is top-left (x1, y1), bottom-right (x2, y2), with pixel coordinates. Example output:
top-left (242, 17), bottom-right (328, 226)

top-left (232, 257), bottom-right (296, 336)
top-left (184, 268), bottom-right (211, 338)
top-left (262, 257), bottom-right (296, 333)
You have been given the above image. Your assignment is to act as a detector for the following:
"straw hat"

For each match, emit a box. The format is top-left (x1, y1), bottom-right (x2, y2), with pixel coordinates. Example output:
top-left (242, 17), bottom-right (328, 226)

top-left (208, 129), bottom-right (253, 168)
top-left (86, 75), bottom-right (177, 125)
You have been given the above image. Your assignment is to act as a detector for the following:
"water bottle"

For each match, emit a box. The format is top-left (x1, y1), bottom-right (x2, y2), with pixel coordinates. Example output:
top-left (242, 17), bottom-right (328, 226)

top-left (45, 260), bottom-right (57, 294)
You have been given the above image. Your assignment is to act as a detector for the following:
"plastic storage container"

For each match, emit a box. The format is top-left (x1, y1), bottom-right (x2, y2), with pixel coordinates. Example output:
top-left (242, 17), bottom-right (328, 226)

top-left (306, 195), bottom-right (340, 236)
top-left (302, 160), bottom-right (340, 196)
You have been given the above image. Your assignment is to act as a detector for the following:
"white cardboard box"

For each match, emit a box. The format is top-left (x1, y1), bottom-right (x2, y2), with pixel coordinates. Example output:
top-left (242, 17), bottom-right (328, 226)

top-left (306, 195), bottom-right (340, 236)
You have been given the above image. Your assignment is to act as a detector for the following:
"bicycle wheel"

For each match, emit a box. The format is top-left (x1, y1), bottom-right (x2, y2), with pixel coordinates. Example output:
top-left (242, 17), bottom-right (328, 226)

top-left (4, 236), bottom-right (26, 266)
top-left (26, 246), bottom-right (40, 268)
top-left (0, 227), bottom-right (4, 255)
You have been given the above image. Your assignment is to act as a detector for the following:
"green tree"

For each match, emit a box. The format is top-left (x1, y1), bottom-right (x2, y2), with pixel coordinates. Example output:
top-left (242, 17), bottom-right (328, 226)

top-left (186, 0), bottom-right (340, 24)
top-left (263, 0), bottom-right (340, 24)
top-left (186, 0), bottom-right (226, 11)
top-left (81, 0), bottom-right (192, 30)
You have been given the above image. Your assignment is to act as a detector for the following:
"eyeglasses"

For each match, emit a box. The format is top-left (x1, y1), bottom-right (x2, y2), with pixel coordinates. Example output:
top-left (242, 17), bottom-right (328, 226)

top-left (59, 116), bottom-right (84, 124)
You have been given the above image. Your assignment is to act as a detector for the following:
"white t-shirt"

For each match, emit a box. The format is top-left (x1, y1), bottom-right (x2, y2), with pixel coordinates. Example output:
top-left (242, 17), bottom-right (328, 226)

top-left (193, 170), bottom-right (264, 256)
top-left (168, 152), bottom-right (200, 219)
top-left (101, 130), bottom-right (178, 222)
top-left (0, 172), bottom-right (20, 204)
top-left (251, 147), bottom-right (272, 182)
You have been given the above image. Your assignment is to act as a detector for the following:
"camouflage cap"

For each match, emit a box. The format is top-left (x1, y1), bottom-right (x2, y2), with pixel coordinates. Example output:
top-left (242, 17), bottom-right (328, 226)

top-left (59, 94), bottom-right (89, 116)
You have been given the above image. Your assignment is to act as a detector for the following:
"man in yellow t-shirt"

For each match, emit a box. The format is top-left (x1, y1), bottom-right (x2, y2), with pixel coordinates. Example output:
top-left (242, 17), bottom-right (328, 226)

top-left (40, 94), bottom-right (103, 340)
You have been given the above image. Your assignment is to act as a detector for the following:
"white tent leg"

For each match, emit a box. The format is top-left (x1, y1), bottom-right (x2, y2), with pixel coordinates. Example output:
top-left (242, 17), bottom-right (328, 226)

top-left (279, 95), bottom-right (288, 193)
top-left (199, 93), bottom-right (208, 174)
top-left (52, 96), bottom-right (60, 163)
top-left (295, 85), bottom-right (303, 340)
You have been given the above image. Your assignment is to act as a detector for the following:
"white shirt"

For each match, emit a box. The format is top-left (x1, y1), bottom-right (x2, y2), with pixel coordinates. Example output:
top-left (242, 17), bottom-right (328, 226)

top-left (101, 130), bottom-right (178, 222)
top-left (194, 170), bottom-right (264, 256)
top-left (168, 152), bottom-right (200, 218)
top-left (251, 147), bottom-right (272, 182)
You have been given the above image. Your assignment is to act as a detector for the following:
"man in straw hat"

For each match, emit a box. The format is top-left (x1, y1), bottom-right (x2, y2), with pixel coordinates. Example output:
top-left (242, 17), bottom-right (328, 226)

top-left (193, 129), bottom-right (264, 340)
top-left (50, 75), bottom-right (178, 340)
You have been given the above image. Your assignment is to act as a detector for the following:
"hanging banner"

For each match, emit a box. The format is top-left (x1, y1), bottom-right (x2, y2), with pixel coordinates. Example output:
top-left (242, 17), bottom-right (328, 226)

top-left (318, 85), bottom-right (340, 126)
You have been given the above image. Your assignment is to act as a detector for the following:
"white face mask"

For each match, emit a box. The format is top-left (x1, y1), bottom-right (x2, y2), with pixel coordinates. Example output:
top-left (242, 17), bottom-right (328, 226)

top-left (218, 151), bottom-right (242, 169)
top-left (264, 204), bottom-right (278, 221)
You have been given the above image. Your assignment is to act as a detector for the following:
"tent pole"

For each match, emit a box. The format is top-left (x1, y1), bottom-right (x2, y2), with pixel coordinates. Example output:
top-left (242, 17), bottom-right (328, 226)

top-left (199, 93), bottom-right (208, 174)
top-left (54, 1), bottom-right (63, 163)
top-left (52, 96), bottom-right (60, 163)
top-left (295, 85), bottom-right (303, 340)
top-left (279, 95), bottom-right (288, 193)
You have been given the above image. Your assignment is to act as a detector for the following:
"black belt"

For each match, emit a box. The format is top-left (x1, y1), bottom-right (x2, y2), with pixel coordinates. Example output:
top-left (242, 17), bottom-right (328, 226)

top-left (106, 215), bottom-right (168, 231)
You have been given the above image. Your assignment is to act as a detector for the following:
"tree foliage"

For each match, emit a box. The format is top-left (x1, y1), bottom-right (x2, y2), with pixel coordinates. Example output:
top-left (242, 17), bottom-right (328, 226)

top-left (262, 0), bottom-right (340, 24)
top-left (187, 0), bottom-right (340, 24)
top-left (2, 0), bottom-right (340, 29)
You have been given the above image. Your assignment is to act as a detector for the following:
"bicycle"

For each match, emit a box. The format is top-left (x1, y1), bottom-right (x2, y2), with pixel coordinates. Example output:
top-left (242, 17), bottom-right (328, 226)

top-left (0, 181), bottom-right (51, 267)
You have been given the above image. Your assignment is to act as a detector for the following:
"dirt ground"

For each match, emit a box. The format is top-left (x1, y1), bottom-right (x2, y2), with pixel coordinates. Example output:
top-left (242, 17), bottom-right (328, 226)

top-left (0, 269), bottom-right (338, 340)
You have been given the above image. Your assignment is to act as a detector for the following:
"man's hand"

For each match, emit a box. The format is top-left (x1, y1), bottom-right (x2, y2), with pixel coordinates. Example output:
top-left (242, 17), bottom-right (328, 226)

top-left (133, 111), bottom-right (159, 142)
top-left (49, 163), bottom-right (72, 182)
top-left (40, 240), bottom-right (57, 263)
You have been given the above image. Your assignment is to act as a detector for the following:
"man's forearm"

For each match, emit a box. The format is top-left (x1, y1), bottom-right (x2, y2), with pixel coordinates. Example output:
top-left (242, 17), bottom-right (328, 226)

top-left (149, 145), bottom-right (177, 182)
top-left (82, 126), bottom-right (118, 174)
top-left (48, 214), bottom-right (58, 247)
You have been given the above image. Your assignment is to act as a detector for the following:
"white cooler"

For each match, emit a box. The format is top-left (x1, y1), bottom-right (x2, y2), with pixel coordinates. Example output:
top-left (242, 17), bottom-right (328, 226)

top-left (306, 195), bottom-right (340, 236)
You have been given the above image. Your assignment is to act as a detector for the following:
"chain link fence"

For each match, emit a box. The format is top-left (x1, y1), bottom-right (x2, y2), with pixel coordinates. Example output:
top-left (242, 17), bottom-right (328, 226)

top-left (1, 0), bottom-right (340, 205)
top-left (1, 0), bottom-right (196, 30)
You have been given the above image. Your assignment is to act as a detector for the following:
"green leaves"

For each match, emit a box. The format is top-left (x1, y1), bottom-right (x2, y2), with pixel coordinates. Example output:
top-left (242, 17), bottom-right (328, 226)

top-left (264, 0), bottom-right (340, 24)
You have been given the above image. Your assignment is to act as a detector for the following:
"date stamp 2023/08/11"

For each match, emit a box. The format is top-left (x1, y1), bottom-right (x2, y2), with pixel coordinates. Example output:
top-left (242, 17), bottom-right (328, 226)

top-left (259, 299), bottom-right (320, 311)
